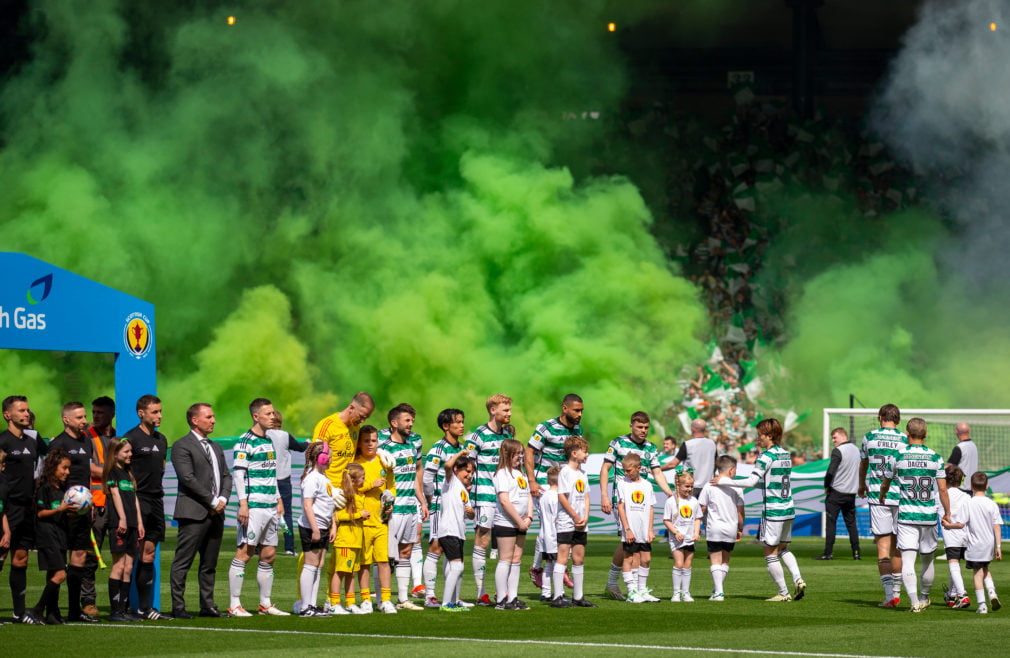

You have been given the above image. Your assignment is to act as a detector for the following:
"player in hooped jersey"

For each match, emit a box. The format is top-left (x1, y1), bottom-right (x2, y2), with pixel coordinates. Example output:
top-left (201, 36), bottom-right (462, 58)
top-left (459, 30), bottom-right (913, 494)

top-left (599, 411), bottom-right (673, 600)
top-left (464, 394), bottom-right (513, 606)
top-left (421, 409), bottom-right (466, 607)
top-left (378, 403), bottom-right (426, 610)
top-left (525, 394), bottom-right (583, 589)
top-left (858, 403), bottom-right (908, 607)
top-left (713, 417), bottom-right (806, 601)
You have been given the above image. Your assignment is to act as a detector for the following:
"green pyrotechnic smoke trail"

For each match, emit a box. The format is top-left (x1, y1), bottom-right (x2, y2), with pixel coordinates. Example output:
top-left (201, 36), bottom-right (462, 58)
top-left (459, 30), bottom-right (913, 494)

top-left (0, 0), bottom-right (706, 443)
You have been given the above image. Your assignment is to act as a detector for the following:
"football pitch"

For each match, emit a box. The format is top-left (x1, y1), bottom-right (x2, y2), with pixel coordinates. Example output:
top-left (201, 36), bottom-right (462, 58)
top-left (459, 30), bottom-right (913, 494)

top-left (1, 533), bottom-right (1004, 657)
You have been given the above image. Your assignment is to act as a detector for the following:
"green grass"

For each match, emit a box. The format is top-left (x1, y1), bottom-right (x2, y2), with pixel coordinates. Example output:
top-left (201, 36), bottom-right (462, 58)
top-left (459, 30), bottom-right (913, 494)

top-left (1, 533), bottom-right (1006, 657)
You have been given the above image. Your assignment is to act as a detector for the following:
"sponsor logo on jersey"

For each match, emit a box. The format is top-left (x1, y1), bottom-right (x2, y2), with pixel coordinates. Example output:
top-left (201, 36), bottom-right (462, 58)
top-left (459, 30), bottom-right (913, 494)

top-left (431, 457), bottom-right (441, 467)
top-left (679, 504), bottom-right (693, 518)
top-left (632, 490), bottom-right (645, 504)
top-left (517, 476), bottom-right (527, 489)
top-left (124, 311), bottom-right (153, 359)
top-left (236, 452), bottom-right (247, 461)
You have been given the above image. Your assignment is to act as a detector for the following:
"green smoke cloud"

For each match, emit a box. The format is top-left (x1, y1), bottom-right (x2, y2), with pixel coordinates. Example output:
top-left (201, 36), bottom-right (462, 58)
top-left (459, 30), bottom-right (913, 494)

top-left (0, 0), bottom-right (706, 443)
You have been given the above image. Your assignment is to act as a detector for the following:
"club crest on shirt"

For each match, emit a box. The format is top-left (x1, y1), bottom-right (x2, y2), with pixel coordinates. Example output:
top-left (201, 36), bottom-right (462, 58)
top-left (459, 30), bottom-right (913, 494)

top-left (517, 476), bottom-right (527, 489)
top-left (679, 504), bottom-right (693, 518)
top-left (632, 490), bottom-right (645, 504)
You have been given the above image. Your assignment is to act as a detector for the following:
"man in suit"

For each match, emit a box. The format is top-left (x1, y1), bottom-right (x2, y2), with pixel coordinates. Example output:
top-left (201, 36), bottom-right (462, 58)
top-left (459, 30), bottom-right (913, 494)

top-left (169, 403), bottom-right (233, 619)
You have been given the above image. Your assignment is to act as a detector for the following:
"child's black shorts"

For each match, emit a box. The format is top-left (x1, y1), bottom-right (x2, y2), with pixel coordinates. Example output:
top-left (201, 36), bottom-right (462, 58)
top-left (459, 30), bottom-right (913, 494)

top-left (945, 546), bottom-right (966, 560)
top-left (622, 541), bottom-right (652, 555)
top-left (494, 525), bottom-right (526, 538)
top-left (108, 527), bottom-right (139, 555)
top-left (299, 525), bottom-right (330, 552)
top-left (439, 536), bottom-right (465, 561)
top-left (557, 530), bottom-right (587, 546)
top-left (706, 541), bottom-right (736, 553)
top-left (37, 547), bottom-right (67, 572)
top-left (966, 559), bottom-right (991, 570)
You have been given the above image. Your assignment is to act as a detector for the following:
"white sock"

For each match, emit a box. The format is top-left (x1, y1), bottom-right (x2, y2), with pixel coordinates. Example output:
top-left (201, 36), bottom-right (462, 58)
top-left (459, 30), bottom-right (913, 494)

top-left (711, 564), bottom-right (728, 594)
top-left (508, 561), bottom-right (521, 599)
top-left (985, 576), bottom-right (996, 598)
top-left (396, 562), bottom-right (411, 602)
top-left (893, 571), bottom-right (902, 598)
top-left (608, 563), bottom-right (622, 587)
top-left (542, 560), bottom-right (555, 598)
top-left (472, 547), bottom-right (487, 598)
top-left (948, 560), bottom-right (966, 596)
top-left (443, 561), bottom-right (463, 605)
top-left (553, 563), bottom-right (565, 599)
top-left (901, 550), bottom-right (918, 604)
top-left (300, 564), bottom-right (319, 609)
top-left (229, 558), bottom-right (246, 608)
top-left (681, 567), bottom-right (691, 595)
top-left (533, 533), bottom-right (544, 569)
top-left (623, 569), bottom-right (637, 592)
top-left (672, 567), bottom-right (682, 594)
top-left (495, 561), bottom-right (510, 604)
top-left (452, 567), bottom-right (462, 603)
top-left (638, 566), bottom-right (650, 592)
top-left (411, 543), bottom-right (423, 587)
top-left (976, 588), bottom-right (986, 607)
top-left (257, 562), bottom-right (274, 607)
top-left (881, 573), bottom-right (894, 600)
top-left (572, 564), bottom-right (584, 600)
top-left (919, 552), bottom-right (934, 598)
top-left (780, 550), bottom-right (802, 582)
top-left (765, 555), bottom-right (787, 595)
top-left (423, 552), bottom-right (440, 598)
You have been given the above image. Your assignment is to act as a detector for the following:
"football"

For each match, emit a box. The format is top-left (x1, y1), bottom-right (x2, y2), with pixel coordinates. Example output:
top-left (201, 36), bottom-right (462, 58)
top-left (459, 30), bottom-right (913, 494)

top-left (63, 485), bottom-right (92, 514)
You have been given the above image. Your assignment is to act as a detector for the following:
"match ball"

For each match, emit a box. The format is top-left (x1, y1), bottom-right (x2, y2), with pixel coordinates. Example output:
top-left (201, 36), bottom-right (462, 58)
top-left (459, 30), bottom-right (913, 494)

top-left (63, 485), bottom-right (92, 514)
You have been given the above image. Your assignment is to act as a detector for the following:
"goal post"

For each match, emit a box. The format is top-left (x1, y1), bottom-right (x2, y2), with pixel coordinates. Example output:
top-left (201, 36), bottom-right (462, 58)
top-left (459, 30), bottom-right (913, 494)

top-left (821, 408), bottom-right (1010, 538)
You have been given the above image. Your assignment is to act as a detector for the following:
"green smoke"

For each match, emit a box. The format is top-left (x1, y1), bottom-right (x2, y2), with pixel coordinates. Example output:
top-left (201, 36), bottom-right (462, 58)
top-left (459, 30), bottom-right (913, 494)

top-left (0, 0), bottom-right (706, 443)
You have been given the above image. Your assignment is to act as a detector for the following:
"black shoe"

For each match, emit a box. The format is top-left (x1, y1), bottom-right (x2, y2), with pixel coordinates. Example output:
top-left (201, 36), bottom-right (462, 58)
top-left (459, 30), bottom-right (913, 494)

top-left (16, 611), bottom-right (46, 625)
top-left (171, 609), bottom-right (195, 620)
top-left (70, 612), bottom-right (101, 623)
top-left (199, 607), bottom-right (231, 618)
top-left (814, 554), bottom-right (833, 561)
top-left (141, 608), bottom-right (174, 621)
top-left (510, 597), bottom-right (529, 610)
top-left (45, 613), bottom-right (66, 625)
top-left (853, 551), bottom-right (861, 560)
top-left (108, 613), bottom-right (133, 623)
top-left (572, 598), bottom-right (598, 608)
top-left (550, 596), bottom-right (573, 608)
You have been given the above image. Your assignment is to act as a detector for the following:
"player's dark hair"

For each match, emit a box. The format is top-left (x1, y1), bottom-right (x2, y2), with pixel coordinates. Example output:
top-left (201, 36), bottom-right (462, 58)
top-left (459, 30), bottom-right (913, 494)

top-left (453, 457), bottom-right (476, 473)
top-left (355, 425), bottom-right (379, 457)
top-left (437, 408), bottom-right (464, 432)
top-left (387, 403), bottom-right (417, 424)
top-left (495, 439), bottom-right (523, 475)
top-left (756, 417), bottom-right (783, 444)
top-left (878, 404), bottom-right (900, 424)
top-left (36, 449), bottom-right (70, 502)
top-left (562, 394), bottom-right (583, 407)
top-left (249, 398), bottom-right (272, 416)
top-left (186, 403), bottom-right (212, 426)
top-left (61, 400), bottom-right (85, 416)
top-left (715, 454), bottom-right (737, 472)
top-left (102, 440), bottom-right (136, 496)
top-left (92, 396), bottom-right (115, 412)
top-left (945, 464), bottom-right (964, 488)
top-left (136, 394), bottom-right (161, 412)
top-left (971, 471), bottom-right (988, 492)
top-left (905, 417), bottom-right (927, 440)
top-left (630, 410), bottom-right (650, 424)
top-left (2, 395), bottom-right (27, 413)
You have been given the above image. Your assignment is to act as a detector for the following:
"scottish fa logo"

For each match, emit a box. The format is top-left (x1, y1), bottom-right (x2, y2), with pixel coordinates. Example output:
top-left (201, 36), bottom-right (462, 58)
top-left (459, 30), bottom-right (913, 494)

top-left (632, 490), bottom-right (645, 504)
top-left (26, 273), bottom-right (53, 305)
top-left (124, 312), bottom-right (153, 359)
top-left (575, 479), bottom-right (585, 494)
top-left (679, 505), bottom-right (693, 518)
top-left (517, 476), bottom-right (527, 489)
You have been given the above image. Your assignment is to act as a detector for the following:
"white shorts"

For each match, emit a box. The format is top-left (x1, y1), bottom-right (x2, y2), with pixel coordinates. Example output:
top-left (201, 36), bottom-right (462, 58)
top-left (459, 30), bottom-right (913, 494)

top-left (897, 523), bottom-right (938, 554)
top-left (387, 511), bottom-right (421, 557)
top-left (870, 505), bottom-right (899, 537)
top-left (475, 504), bottom-right (494, 530)
top-left (237, 507), bottom-right (279, 547)
top-left (759, 518), bottom-right (793, 547)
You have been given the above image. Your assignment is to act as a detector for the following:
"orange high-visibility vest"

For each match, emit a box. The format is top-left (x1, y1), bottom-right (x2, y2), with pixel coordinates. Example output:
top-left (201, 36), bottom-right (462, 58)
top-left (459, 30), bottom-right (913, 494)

top-left (87, 428), bottom-right (107, 507)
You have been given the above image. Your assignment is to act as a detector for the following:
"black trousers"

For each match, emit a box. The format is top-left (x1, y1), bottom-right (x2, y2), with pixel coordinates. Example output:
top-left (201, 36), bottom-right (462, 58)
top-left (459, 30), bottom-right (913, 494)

top-left (823, 490), bottom-right (860, 554)
top-left (170, 514), bottom-right (224, 612)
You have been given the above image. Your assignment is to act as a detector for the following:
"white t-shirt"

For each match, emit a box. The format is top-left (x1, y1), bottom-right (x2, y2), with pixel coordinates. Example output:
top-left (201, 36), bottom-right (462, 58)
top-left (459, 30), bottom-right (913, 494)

top-left (616, 477), bottom-right (656, 543)
top-left (297, 470), bottom-right (336, 531)
top-left (493, 467), bottom-right (531, 528)
top-left (538, 489), bottom-right (559, 554)
top-left (557, 465), bottom-right (589, 533)
top-left (663, 495), bottom-right (701, 545)
top-left (965, 495), bottom-right (1003, 562)
top-left (698, 483), bottom-right (744, 543)
top-left (945, 487), bottom-right (970, 549)
top-left (436, 474), bottom-right (470, 541)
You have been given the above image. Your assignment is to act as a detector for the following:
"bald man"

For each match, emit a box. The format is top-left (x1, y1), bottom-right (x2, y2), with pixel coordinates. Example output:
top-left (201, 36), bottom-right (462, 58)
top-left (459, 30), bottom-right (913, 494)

top-left (671, 419), bottom-right (717, 497)
top-left (947, 423), bottom-right (978, 492)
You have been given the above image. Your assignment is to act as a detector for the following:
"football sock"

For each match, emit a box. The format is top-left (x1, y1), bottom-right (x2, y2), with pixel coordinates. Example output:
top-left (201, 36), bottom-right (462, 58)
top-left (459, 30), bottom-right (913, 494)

top-left (948, 560), bottom-right (966, 596)
top-left (638, 566), bottom-right (650, 593)
top-left (345, 592), bottom-right (356, 608)
top-left (228, 559), bottom-right (246, 608)
top-left (711, 564), bottom-right (728, 593)
top-left (608, 562), bottom-right (621, 587)
top-left (443, 560), bottom-right (463, 605)
top-left (396, 562), bottom-right (411, 602)
top-left (900, 550), bottom-right (918, 604)
top-left (508, 560), bottom-right (521, 599)
top-left (423, 552), bottom-right (440, 598)
top-left (108, 577), bottom-right (122, 614)
top-left (880, 573), bottom-right (894, 601)
top-left (572, 564), bottom-right (585, 600)
top-left (553, 562), bottom-right (566, 599)
top-left (411, 543), bottom-right (423, 588)
top-left (257, 562), bottom-right (275, 607)
top-left (136, 561), bottom-right (154, 610)
top-left (672, 567), bottom-right (683, 594)
top-left (985, 576), bottom-right (996, 598)
top-left (765, 555), bottom-right (787, 595)
top-left (780, 550), bottom-right (802, 582)
top-left (67, 565), bottom-right (84, 616)
top-left (976, 588), bottom-right (986, 606)
top-left (919, 552), bottom-right (934, 598)
top-left (472, 546), bottom-right (487, 598)
top-left (495, 561), bottom-right (510, 603)
top-left (623, 568), bottom-right (636, 592)
top-left (542, 559), bottom-right (555, 598)
top-left (300, 565), bottom-right (319, 609)
top-left (10, 564), bottom-right (27, 616)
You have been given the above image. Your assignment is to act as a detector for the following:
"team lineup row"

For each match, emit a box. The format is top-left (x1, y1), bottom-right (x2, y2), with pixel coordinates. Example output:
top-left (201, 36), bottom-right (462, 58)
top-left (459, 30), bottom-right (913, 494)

top-left (0, 395), bottom-right (1001, 624)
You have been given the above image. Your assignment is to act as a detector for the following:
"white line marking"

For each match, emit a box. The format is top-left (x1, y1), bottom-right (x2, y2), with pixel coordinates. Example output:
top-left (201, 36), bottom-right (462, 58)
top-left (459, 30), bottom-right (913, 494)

top-left (73, 624), bottom-right (915, 658)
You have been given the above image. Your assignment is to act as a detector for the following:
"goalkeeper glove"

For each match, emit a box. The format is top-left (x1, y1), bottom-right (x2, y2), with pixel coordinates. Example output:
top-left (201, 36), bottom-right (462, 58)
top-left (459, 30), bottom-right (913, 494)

top-left (377, 448), bottom-right (395, 469)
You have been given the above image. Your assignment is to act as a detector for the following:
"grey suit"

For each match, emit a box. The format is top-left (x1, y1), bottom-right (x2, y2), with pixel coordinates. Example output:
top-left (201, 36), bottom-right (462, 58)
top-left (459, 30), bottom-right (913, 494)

top-left (169, 431), bottom-right (232, 613)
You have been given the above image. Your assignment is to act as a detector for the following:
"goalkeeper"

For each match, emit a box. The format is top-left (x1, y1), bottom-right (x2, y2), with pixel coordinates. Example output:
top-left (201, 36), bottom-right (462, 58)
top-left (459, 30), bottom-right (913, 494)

top-left (353, 425), bottom-right (397, 613)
